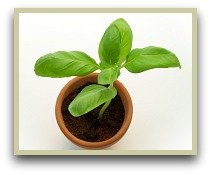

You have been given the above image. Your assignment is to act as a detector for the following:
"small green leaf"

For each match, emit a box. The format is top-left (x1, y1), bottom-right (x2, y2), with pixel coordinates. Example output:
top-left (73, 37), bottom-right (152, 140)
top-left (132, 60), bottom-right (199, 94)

top-left (99, 61), bottom-right (113, 69)
top-left (98, 18), bottom-right (133, 65)
top-left (124, 46), bottom-right (181, 73)
top-left (68, 84), bottom-right (117, 117)
top-left (34, 51), bottom-right (99, 78)
top-left (98, 66), bottom-right (120, 85)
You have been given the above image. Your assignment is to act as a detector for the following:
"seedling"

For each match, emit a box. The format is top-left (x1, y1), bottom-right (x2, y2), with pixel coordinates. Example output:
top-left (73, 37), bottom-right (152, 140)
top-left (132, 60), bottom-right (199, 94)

top-left (34, 18), bottom-right (181, 119)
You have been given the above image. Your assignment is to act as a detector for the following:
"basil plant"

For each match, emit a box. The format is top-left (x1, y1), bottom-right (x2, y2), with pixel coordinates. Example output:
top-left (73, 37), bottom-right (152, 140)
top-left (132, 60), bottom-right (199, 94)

top-left (34, 18), bottom-right (181, 118)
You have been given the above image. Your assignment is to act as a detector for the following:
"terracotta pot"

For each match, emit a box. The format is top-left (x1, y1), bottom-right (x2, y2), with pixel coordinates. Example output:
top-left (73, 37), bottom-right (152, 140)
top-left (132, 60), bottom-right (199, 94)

top-left (55, 73), bottom-right (133, 149)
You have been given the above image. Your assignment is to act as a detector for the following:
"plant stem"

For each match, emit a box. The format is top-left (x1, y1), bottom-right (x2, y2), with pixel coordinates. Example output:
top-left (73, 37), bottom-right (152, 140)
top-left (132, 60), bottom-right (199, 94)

top-left (120, 62), bottom-right (126, 69)
top-left (98, 99), bottom-right (111, 119)
top-left (98, 83), bottom-right (113, 119)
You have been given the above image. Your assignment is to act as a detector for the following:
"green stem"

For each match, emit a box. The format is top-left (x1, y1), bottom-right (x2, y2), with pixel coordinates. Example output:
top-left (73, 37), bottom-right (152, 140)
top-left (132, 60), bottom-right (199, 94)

top-left (120, 62), bottom-right (127, 69)
top-left (98, 99), bottom-right (111, 119)
top-left (98, 83), bottom-right (113, 119)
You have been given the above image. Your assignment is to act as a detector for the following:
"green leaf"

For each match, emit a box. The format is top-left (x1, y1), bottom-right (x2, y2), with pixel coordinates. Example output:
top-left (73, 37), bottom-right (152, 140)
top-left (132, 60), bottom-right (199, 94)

top-left (99, 61), bottom-right (113, 69)
top-left (98, 66), bottom-right (120, 85)
top-left (112, 18), bottom-right (133, 64)
top-left (34, 51), bottom-right (99, 78)
top-left (124, 46), bottom-right (181, 73)
top-left (98, 18), bottom-right (133, 65)
top-left (68, 84), bottom-right (117, 117)
top-left (98, 24), bottom-right (121, 65)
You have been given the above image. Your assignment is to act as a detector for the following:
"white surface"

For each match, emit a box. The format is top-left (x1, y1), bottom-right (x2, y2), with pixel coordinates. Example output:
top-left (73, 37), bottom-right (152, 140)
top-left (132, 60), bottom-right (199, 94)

top-left (19, 13), bottom-right (192, 150)
top-left (2, 0), bottom-right (211, 175)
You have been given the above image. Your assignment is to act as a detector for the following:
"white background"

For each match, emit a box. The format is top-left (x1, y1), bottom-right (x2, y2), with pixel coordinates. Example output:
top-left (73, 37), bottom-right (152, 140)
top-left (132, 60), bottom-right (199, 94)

top-left (1, 0), bottom-right (210, 174)
top-left (19, 13), bottom-right (192, 150)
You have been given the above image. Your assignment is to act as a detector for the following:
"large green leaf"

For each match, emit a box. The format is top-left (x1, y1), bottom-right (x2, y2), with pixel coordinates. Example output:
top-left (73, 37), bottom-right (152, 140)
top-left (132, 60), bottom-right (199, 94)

top-left (68, 84), bottom-right (117, 117)
top-left (124, 46), bottom-right (181, 73)
top-left (98, 24), bottom-right (121, 64)
top-left (98, 66), bottom-right (120, 85)
top-left (112, 18), bottom-right (133, 64)
top-left (34, 51), bottom-right (99, 77)
top-left (98, 18), bottom-right (132, 65)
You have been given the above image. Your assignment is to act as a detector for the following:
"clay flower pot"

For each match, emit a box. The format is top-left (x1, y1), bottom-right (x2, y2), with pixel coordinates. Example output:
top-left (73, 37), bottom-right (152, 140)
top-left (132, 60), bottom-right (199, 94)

top-left (55, 73), bottom-right (133, 149)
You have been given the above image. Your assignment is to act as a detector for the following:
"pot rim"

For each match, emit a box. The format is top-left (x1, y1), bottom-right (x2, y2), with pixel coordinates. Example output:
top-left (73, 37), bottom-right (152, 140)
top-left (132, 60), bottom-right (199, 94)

top-left (55, 73), bottom-right (133, 149)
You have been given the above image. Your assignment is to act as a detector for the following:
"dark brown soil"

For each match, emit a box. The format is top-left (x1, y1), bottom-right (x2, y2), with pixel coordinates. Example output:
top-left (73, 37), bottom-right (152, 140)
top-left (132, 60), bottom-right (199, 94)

top-left (61, 82), bottom-right (125, 142)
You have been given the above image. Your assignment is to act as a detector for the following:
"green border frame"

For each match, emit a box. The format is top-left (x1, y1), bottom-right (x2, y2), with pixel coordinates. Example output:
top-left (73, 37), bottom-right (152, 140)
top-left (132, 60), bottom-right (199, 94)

top-left (14, 8), bottom-right (197, 155)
